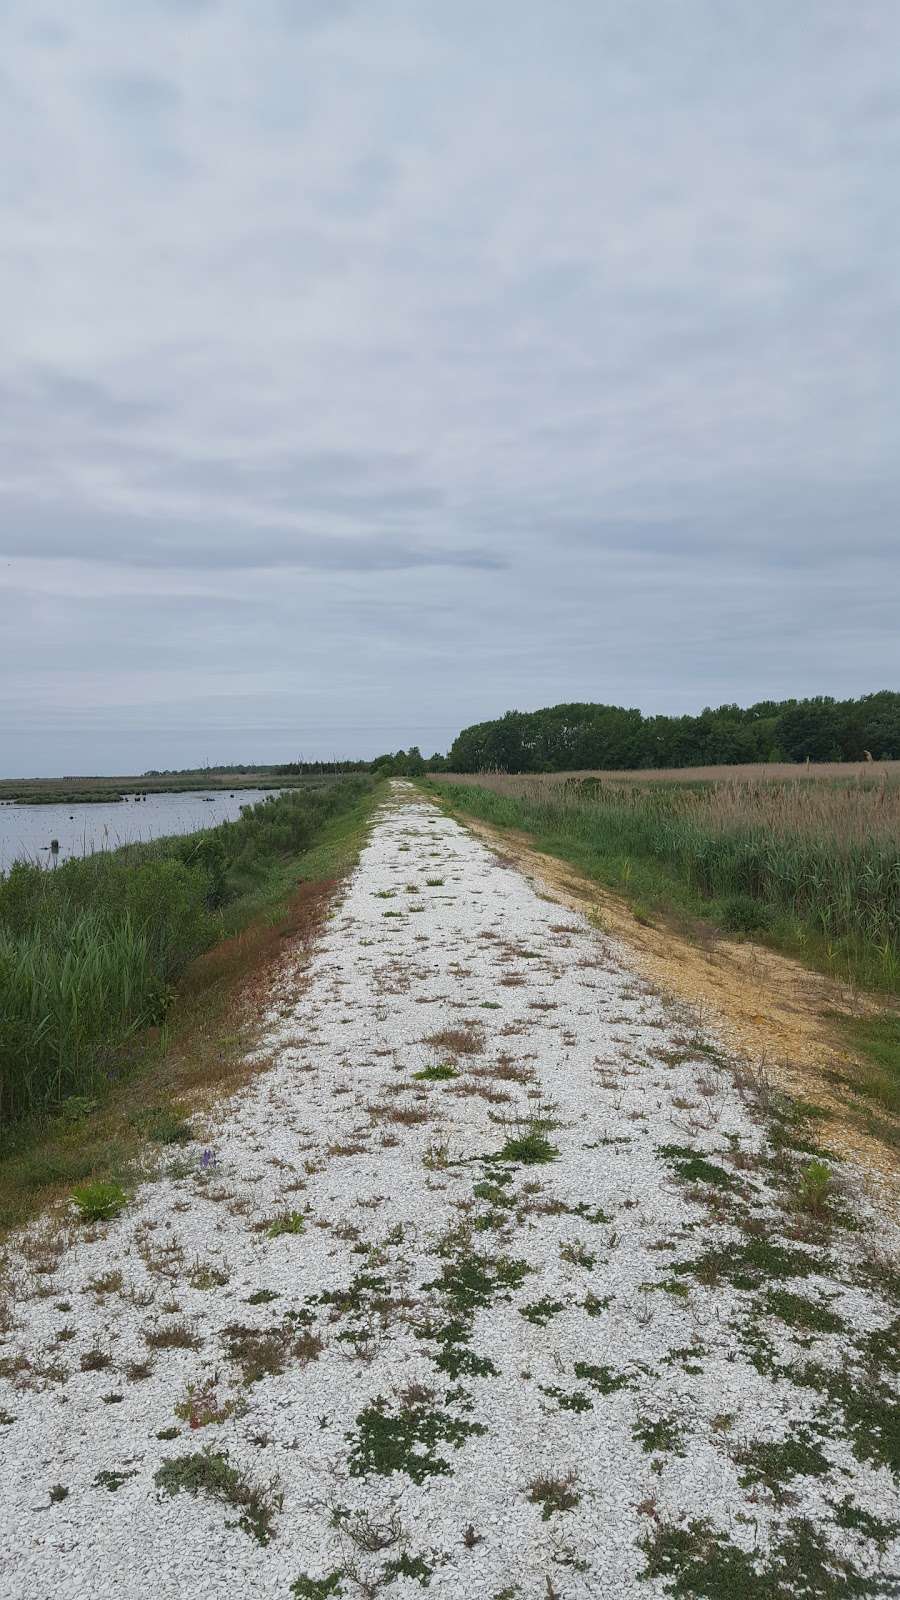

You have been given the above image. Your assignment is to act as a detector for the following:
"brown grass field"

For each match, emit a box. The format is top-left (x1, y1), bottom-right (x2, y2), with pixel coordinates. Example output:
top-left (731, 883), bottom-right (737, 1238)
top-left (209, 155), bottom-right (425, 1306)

top-left (437, 765), bottom-right (900, 848)
top-left (438, 759), bottom-right (900, 786)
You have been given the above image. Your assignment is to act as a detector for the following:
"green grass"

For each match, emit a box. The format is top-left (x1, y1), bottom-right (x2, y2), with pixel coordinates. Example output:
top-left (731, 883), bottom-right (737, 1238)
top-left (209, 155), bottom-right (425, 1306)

top-left (831, 1013), bottom-right (900, 1120)
top-left (0, 778), bottom-right (374, 1129)
top-left (70, 1180), bottom-right (127, 1222)
top-left (266, 1210), bottom-right (305, 1238)
top-left (0, 781), bottom-right (382, 1231)
top-left (495, 1129), bottom-right (558, 1165)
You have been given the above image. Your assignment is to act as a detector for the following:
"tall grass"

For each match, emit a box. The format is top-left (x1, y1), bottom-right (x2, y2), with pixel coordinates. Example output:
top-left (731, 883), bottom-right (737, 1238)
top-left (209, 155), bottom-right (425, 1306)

top-left (434, 775), bottom-right (900, 991)
top-left (0, 779), bottom-right (372, 1128)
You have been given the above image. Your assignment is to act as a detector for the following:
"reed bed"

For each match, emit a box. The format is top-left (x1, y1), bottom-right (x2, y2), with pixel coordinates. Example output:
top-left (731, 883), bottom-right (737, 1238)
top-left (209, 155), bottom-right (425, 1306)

top-left (441, 759), bottom-right (900, 787)
top-left (0, 778), bottom-right (372, 1129)
top-left (434, 774), bottom-right (900, 990)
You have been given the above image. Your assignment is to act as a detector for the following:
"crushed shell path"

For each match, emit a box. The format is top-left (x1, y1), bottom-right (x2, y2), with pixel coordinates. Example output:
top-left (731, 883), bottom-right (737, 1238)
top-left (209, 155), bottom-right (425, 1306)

top-left (1, 783), bottom-right (899, 1600)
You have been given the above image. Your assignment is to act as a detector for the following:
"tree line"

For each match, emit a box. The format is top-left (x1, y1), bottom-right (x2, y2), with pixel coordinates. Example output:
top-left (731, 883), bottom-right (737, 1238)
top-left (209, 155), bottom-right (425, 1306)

top-left (443, 692), bottom-right (900, 773)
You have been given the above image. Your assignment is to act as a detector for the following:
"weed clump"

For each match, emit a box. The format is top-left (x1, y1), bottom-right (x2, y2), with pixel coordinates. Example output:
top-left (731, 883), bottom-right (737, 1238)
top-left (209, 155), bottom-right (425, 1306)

top-left (640, 1514), bottom-right (889, 1598)
top-left (347, 1393), bottom-right (486, 1483)
top-left (266, 1210), bottom-right (305, 1238)
top-left (527, 1470), bottom-right (580, 1519)
top-left (94, 1468), bottom-right (137, 1492)
top-left (222, 1317), bottom-right (322, 1384)
top-left (792, 1160), bottom-right (833, 1217)
top-left (495, 1130), bottom-right (558, 1165)
top-left (291, 1576), bottom-right (345, 1599)
top-left (733, 1433), bottom-right (829, 1503)
top-left (71, 1181), bottom-right (127, 1222)
top-left (154, 1449), bottom-right (282, 1544)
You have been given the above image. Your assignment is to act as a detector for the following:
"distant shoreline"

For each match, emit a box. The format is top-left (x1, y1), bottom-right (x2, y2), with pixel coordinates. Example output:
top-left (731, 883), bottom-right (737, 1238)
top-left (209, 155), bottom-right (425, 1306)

top-left (0, 772), bottom-right (317, 806)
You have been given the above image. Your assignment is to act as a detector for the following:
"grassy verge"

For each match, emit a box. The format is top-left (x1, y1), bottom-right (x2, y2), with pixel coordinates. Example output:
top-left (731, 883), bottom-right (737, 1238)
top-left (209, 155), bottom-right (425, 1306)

top-left (427, 779), bottom-right (899, 991)
top-left (0, 780), bottom-right (382, 1232)
top-left (427, 778), bottom-right (900, 1137)
top-left (825, 1013), bottom-right (900, 1142)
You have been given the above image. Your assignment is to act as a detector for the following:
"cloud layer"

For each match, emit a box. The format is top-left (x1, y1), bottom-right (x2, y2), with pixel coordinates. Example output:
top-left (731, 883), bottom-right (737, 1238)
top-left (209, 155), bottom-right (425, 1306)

top-left (1, 1), bottom-right (898, 771)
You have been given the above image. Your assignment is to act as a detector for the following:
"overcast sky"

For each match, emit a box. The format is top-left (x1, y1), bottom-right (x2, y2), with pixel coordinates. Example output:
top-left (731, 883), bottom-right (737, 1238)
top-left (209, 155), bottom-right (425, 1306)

top-left (1, 1), bottom-right (898, 774)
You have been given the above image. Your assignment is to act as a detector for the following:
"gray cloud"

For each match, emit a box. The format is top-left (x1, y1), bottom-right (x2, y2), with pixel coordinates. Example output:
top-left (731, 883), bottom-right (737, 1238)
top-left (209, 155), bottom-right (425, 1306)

top-left (0, 0), bottom-right (898, 771)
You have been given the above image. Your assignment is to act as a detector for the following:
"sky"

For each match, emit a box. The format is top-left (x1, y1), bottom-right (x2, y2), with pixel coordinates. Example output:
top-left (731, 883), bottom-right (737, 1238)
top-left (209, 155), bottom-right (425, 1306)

top-left (1, 1), bottom-right (898, 774)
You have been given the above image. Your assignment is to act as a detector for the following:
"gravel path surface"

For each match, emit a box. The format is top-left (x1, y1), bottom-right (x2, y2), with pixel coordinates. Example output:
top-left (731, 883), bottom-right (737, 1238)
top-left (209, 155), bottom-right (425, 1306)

top-left (2, 784), bottom-right (899, 1599)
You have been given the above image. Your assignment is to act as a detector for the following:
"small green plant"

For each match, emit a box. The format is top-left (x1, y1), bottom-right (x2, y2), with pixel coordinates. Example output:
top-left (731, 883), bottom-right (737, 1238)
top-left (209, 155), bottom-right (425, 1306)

top-left (155, 1449), bottom-right (282, 1545)
top-left (573, 1361), bottom-right (631, 1394)
top-left (520, 1297), bottom-right (565, 1326)
top-left (49, 1484), bottom-right (68, 1503)
top-left (473, 1179), bottom-right (512, 1206)
top-left (640, 1513), bottom-right (881, 1598)
top-left (136, 1107), bottom-right (193, 1145)
top-left (496, 1129), bottom-right (558, 1165)
top-left (413, 1063), bottom-right (458, 1081)
top-left (831, 1494), bottom-right (899, 1551)
top-left (539, 1384), bottom-right (593, 1413)
top-left (174, 1377), bottom-right (247, 1429)
top-left (560, 1241), bottom-right (597, 1270)
top-left (656, 1144), bottom-right (736, 1190)
top-left (383, 1552), bottom-right (433, 1585)
top-left (188, 1260), bottom-right (229, 1290)
top-left (94, 1468), bottom-right (137, 1492)
top-left (71, 1181), bottom-right (127, 1222)
top-left (291, 1576), bottom-right (346, 1600)
top-left (733, 1433), bottom-right (829, 1504)
top-left (793, 1160), bottom-right (833, 1217)
top-left (633, 1411), bottom-right (686, 1456)
top-left (266, 1210), bottom-right (305, 1238)
top-left (763, 1289), bottom-right (845, 1334)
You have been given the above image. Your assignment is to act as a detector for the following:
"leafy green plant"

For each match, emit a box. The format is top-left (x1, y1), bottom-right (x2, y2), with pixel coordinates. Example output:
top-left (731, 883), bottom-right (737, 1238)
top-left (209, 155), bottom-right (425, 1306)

top-left (793, 1160), bottom-right (833, 1217)
top-left (154, 1449), bottom-right (282, 1544)
top-left (71, 1180), bottom-right (127, 1222)
top-left (291, 1576), bottom-right (345, 1600)
top-left (266, 1210), bottom-right (305, 1238)
top-left (496, 1130), bottom-right (558, 1165)
top-left (347, 1392), bottom-right (486, 1483)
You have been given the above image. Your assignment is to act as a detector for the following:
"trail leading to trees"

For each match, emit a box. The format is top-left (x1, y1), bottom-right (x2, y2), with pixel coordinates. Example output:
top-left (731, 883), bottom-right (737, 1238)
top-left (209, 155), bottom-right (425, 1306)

top-left (1, 784), bottom-right (898, 1600)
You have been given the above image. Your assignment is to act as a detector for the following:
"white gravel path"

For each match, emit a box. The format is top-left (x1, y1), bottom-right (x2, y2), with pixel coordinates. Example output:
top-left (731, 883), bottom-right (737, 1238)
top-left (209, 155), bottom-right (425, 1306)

top-left (2, 784), bottom-right (898, 1600)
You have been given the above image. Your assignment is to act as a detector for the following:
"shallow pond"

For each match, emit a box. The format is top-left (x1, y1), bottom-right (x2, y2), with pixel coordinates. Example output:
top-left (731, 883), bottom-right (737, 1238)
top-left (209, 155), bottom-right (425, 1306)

top-left (0, 789), bottom-right (281, 870)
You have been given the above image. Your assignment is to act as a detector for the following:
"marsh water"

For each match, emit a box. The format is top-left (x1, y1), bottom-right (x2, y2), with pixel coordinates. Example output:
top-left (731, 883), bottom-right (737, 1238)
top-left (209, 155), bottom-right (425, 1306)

top-left (0, 789), bottom-right (281, 870)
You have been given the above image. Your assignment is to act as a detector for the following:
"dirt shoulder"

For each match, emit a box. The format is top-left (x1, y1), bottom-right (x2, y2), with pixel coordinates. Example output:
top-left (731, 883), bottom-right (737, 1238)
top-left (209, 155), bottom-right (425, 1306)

top-left (456, 810), bottom-right (900, 1221)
